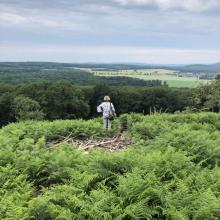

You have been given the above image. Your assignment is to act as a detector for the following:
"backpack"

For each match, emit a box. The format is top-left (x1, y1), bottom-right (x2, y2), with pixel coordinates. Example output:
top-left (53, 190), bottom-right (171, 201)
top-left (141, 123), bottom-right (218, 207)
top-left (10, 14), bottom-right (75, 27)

top-left (108, 102), bottom-right (116, 120)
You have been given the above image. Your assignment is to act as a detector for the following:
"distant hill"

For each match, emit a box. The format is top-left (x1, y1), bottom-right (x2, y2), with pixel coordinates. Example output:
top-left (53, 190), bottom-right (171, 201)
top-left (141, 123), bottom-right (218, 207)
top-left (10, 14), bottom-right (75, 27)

top-left (0, 62), bottom-right (160, 70)
top-left (174, 63), bottom-right (220, 73)
top-left (0, 64), bottom-right (162, 86)
top-left (0, 62), bottom-right (76, 69)
top-left (0, 61), bottom-right (220, 73)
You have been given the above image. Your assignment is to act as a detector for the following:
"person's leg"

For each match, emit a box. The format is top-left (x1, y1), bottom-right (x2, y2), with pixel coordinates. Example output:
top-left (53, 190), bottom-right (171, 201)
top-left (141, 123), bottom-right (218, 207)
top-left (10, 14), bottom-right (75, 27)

top-left (108, 119), bottom-right (111, 129)
top-left (103, 118), bottom-right (107, 129)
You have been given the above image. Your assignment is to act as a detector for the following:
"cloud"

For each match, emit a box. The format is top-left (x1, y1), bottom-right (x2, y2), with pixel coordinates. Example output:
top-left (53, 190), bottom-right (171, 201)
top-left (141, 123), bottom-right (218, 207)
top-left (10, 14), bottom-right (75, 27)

top-left (0, 12), bottom-right (28, 26)
top-left (0, 0), bottom-right (219, 35)
top-left (1, 0), bottom-right (220, 16)
top-left (0, 0), bottom-right (219, 34)
top-left (0, 0), bottom-right (219, 63)
top-left (113, 0), bottom-right (220, 12)
top-left (0, 2), bottom-right (95, 32)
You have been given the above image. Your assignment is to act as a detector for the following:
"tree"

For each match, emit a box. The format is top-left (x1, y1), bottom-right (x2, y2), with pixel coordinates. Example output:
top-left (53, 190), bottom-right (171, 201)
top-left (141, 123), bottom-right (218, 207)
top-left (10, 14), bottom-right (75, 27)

top-left (0, 92), bottom-right (15, 125)
top-left (193, 80), bottom-right (220, 112)
top-left (110, 88), bottom-right (142, 114)
top-left (12, 96), bottom-right (45, 121)
top-left (42, 81), bottom-right (89, 119)
top-left (141, 88), bottom-right (192, 114)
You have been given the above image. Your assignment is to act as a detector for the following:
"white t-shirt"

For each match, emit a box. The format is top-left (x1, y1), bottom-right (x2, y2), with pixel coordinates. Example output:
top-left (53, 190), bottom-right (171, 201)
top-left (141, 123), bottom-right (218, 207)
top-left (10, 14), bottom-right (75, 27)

top-left (97, 102), bottom-right (115, 118)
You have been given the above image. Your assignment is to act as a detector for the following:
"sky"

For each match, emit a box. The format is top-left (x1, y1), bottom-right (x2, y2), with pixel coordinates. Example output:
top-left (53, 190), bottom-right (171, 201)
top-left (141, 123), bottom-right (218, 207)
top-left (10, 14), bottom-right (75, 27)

top-left (0, 0), bottom-right (220, 64)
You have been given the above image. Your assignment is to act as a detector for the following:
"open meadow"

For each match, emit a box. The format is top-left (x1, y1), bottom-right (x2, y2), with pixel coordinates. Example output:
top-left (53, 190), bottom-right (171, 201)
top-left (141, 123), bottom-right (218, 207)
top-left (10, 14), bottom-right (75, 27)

top-left (80, 68), bottom-right (210, 88)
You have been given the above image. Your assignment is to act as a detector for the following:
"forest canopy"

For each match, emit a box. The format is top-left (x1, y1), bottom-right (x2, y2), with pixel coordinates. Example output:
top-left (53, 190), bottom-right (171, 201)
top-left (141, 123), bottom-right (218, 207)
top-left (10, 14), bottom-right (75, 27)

top-left (0, 81), bottom-right (192, 126)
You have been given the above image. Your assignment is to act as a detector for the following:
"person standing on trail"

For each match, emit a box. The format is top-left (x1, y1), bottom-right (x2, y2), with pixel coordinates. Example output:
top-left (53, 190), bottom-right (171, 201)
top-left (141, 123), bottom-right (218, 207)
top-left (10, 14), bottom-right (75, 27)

top-left (97, 96), bottom-right (116, 129)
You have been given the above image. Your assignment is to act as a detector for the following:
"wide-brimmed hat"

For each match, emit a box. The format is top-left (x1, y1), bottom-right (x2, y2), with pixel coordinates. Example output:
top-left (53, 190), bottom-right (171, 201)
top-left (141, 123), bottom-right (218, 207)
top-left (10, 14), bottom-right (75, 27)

top-left (104, 96), bottom-right (110, 101)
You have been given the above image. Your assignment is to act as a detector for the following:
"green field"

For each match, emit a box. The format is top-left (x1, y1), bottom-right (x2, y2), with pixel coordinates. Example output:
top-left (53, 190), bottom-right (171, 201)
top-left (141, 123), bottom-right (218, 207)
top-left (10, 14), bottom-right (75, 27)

top-left (81, 68), bottom-right (209, 88)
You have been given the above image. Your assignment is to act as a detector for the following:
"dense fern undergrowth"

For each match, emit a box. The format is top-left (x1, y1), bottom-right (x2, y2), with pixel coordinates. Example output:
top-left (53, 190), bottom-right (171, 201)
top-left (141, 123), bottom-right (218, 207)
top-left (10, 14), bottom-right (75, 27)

top-left (1, 113), bottom-right (220, 219)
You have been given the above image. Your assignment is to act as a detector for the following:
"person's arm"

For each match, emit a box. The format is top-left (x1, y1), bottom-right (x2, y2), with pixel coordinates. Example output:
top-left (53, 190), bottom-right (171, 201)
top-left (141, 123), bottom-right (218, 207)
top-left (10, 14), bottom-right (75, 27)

top-left (97, 103), bottom-right (103, 112)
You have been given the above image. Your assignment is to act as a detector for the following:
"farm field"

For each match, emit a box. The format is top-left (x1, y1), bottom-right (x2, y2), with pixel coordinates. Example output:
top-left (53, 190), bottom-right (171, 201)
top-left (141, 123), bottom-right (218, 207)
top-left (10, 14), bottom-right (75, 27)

top-left (1, 112), bottom-right (220, 219)
top-left (80, 68), bottom-right (210, 88)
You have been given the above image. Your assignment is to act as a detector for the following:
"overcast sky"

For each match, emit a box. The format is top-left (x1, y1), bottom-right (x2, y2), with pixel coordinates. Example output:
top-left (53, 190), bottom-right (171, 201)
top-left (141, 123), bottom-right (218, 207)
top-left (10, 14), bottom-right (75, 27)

top-left (0, 0), bottom-right (220, 64)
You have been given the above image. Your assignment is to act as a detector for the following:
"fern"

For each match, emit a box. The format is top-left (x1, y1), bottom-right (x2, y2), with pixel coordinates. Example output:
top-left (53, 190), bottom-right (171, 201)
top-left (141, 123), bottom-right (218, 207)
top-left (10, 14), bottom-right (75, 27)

top-left (1, 112), bottom-right (220, 219)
